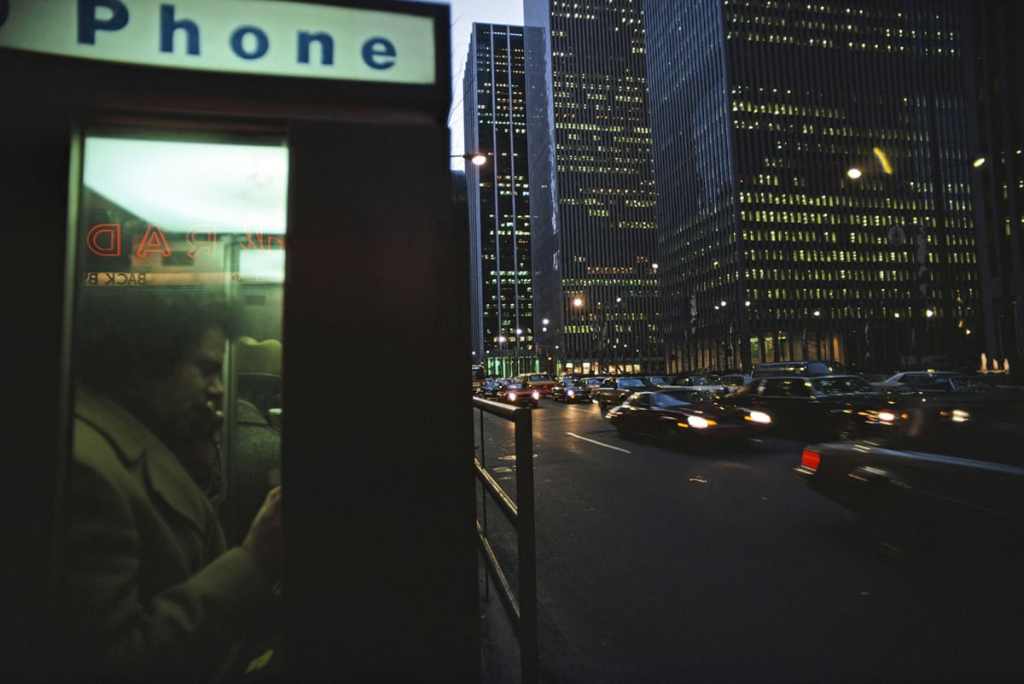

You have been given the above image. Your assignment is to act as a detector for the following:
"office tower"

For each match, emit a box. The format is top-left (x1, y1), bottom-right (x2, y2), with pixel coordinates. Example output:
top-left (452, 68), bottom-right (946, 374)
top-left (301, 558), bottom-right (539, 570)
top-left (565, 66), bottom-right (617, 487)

top-left (464, 23), bottom-right (536, 377)
top-left (966, 0), bottom-right (1024, 381)
top-left (645, 0), bottom-right (980, 373)
top-left (525, 0), bottom-right (662, 376)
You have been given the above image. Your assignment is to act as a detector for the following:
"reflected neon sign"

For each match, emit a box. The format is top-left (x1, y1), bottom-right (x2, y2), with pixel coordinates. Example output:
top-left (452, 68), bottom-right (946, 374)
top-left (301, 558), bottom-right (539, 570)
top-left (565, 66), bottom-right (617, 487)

top-left (85, 223), bottom-right (284, 260)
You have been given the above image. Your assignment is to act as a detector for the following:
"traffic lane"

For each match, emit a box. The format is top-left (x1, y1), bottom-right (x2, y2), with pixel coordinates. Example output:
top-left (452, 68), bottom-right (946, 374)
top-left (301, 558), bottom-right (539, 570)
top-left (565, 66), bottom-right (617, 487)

top-left (476, 400), bottom-right (1023, 682)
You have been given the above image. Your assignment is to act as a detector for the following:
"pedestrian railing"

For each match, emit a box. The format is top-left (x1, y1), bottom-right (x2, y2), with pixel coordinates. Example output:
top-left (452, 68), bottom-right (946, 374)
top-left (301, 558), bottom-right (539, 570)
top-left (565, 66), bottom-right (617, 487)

top-left (473, 396), bottom-right (538, 684)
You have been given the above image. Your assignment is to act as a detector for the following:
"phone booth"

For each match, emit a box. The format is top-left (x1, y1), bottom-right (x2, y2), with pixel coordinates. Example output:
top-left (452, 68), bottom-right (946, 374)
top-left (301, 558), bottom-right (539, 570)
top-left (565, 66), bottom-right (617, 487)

top-left (3, 1), bottom-right (478, 681)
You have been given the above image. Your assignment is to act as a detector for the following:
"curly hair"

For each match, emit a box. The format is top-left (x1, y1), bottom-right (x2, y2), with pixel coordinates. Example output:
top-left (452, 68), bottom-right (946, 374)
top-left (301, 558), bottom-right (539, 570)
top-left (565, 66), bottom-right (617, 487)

top-left (74, 286), bottom-right (240, 395)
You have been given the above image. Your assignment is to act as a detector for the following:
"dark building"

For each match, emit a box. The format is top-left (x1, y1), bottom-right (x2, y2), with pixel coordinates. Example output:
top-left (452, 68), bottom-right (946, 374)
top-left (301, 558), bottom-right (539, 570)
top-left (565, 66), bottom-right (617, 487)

top-left (965, 0), bottom-right (1024, 381)
top-left (524, 0), bottom-right (663, 376)
top-left (464, 23), bottom-right (537, 377)
top-left (644, 0), bottom-right (981, 374)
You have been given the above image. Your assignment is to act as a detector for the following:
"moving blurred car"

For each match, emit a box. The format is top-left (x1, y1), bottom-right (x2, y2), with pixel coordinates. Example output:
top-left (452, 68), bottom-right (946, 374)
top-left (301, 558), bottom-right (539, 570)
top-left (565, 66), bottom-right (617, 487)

top-left (751, 360), bottom-right (835, 379)
top-left (516, 372), bottom-right (557, 397)
top-left (726, 374), bottom-right (882, 440)
top-left (718, 373), bottom-right (752, 393)
top-left (875, 371), bottom-right (991, 395)
top-left (796, 396), bottom-right (1024, 552)
top-left (605, 389), bottom-right (773, 448)
top-left (579, 376), bottom-right (606, 400)
top-left (551, 377), bottom-right (590, 403)
top-left (592, 376), bottom-right (658, 411)
top-left (500, 382), bottom-right (540, 408)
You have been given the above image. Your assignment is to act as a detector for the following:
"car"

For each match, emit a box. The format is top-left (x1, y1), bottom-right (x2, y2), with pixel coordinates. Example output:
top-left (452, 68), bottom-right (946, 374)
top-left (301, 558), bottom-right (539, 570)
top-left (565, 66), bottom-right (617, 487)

top-left (795, 396), bottom-right (1024, 553)
top-left (718, 373), bottom-right (752, 393)
top-left (643, 375), bottom-right (674, 388)
top-left (605, 389), bottom-right (773, 448)
top-left (478, 378), bottom-right (505, 399)
top-left (751, 360), bottom-right (835, 379)
top-left (515, 372), bottom-right (557, 397)
top-left (725, 374), bottom-right (882, 440)
top-left (551, 377), bottom-right (590, 403)
top-left (875, 370), bottom-right (992, 394)
top-left (592, 376), bottom-right (659, 411)
top-left (579, 376), bottom-right (606, 399)
top-left (499, 382), bottom-right (540, 408)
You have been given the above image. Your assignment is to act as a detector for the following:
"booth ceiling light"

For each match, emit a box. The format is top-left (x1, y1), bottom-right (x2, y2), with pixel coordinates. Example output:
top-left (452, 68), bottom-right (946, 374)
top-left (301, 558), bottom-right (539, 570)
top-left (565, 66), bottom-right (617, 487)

top-left (84, 137), bottom-right (289, 235)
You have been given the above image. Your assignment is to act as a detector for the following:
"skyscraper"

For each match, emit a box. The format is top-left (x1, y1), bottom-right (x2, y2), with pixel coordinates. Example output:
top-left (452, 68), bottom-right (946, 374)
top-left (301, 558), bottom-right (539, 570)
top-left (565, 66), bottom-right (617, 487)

top-left (525, 0), bottom-right (662, 376)
top-left (965, 0), bottom-right (1024, 381)
top-left (644, 0), bottom-right (980, 373)
top-left (464, 23), bottom-right (536, 377)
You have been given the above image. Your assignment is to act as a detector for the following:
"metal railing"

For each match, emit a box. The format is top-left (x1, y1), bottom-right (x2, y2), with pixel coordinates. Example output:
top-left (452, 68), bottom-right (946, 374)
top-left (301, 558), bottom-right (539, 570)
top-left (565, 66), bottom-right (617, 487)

top-left (473, 396), bottom-right (538, 684)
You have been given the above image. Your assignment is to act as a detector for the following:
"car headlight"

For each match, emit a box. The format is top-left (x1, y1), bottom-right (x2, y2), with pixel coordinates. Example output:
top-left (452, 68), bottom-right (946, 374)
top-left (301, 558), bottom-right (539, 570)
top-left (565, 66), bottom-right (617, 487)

top-left (568, 390), bottom-right (575, 397)
top-left (877, 410), bottom-right (896, 423)
top-left (508, 392), bottom-right (517, 401)
top-left (744, 410), bottom-right (772, 425)
top-left (687, 415), bottom-right (716, 429)
top-left (532, 390), bottom-right (540, 400)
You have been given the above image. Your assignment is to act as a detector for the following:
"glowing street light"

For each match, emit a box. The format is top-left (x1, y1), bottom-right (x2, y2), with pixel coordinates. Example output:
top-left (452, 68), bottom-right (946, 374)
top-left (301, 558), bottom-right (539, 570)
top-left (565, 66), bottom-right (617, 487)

top-left (542, 318), bottom-right (550, 326)
top-left (894, 312), bottom-right (901, 319)
top-left (573, 297), bottom-right (584, 308)
top-left (847, 167), bottom-right (863, 180)
top-left (972, 157), bottom-right (987, 169)
top-left (470, 154), bottom-right (487, 167)
top-left (745, 300), bottom-right (751, 307)
top-left (720, 300), bottom-right (727, 307)
top-left (616, 297), bottom-right (622, 303)
top-left (813, 310), bottom-right (821, 317)
top-left (925, 309), bottom-right (935, 318)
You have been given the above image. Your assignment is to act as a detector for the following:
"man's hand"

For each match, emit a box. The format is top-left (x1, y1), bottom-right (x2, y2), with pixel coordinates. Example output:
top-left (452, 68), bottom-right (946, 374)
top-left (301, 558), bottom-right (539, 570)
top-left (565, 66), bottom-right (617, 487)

top-left (242, 487), bottom-right (284, 580)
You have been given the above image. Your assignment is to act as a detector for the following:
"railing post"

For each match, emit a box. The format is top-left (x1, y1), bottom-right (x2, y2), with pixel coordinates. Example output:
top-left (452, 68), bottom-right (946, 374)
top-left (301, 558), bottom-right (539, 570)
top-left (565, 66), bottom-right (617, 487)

top-left (514, 408), bottom-right (538, 684)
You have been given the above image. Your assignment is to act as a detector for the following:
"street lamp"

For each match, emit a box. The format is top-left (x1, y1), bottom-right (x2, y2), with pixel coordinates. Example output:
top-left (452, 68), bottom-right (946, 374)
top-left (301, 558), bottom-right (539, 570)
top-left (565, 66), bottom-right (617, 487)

top-left (542, 318), bottom-right (550, 326)
top-left (452, 152), bottom-right (488, 166)
top-left (813, 310), bottom-right (821, 317)
top-left (972, 157), bottom-right (987, 169)
top-left (925, 309), bottom-right (935, 318)
top-left (573, 297), bottom-right (583, 308)
top-left (847, 167), bottom-right (863, 180)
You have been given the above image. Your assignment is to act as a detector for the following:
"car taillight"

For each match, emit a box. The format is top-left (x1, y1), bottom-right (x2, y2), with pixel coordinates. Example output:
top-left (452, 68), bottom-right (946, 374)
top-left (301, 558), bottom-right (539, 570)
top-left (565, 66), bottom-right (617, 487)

top-left (801, 448), bottom-right (821, 473)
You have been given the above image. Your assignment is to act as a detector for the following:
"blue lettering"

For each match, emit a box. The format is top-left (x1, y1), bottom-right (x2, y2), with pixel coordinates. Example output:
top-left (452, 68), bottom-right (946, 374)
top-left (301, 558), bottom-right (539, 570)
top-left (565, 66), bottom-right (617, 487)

top-left (78, 0), bottom-right (128, 45)
top-left (361, 37), bottom-right (396, 70)
top-left (159, 5), bottom-right (200, 56)
top-left (298, 31), bottom-right (334, 66)
top-left (230, 25), bottom-right (269, 60)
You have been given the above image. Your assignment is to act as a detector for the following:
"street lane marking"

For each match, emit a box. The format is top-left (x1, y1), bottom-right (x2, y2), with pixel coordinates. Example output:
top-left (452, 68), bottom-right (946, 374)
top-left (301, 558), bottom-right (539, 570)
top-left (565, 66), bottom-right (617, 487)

top-left (566, 432), bottom-right (631, 454)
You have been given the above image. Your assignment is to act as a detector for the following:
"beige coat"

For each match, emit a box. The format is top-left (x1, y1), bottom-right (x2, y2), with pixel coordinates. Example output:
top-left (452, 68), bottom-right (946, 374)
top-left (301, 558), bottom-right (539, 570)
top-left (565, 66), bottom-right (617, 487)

top-left (63, 388), bottom-right (275, 682)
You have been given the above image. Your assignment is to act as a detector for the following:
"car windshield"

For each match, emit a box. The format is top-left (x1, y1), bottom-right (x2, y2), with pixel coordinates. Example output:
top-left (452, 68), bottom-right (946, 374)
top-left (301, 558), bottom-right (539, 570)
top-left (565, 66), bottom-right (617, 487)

top-left (647, 376), bottom-right (670, 385)
top-left (528, 374), bottom-right (549, 382)
top-left (619, 378), bottom-right (648, 388)
top-left (810, 377), bottom-right (873, 394)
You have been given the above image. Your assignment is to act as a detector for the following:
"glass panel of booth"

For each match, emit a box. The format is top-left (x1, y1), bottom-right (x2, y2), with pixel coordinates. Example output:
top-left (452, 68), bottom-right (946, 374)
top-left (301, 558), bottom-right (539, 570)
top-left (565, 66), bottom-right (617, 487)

top-left (64, 129), bottom-right (288, 676)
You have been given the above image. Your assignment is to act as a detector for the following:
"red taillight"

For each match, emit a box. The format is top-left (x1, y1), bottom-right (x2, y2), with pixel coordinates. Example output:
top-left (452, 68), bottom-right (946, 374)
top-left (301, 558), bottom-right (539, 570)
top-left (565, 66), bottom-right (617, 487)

top-left (801, 448), bottom-right (821, 472)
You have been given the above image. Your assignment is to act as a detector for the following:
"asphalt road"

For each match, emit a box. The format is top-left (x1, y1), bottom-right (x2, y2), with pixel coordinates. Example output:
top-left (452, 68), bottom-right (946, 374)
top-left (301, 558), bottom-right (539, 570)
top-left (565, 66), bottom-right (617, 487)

top-left (474, 397), bottom-right (1024, 684)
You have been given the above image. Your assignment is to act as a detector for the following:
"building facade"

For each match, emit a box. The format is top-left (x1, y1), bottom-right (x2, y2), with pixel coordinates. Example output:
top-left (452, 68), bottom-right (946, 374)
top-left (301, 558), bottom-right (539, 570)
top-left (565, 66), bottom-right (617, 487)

top-left (645, 0), bottom-right (981, 373)
top-left (966, 0), bottom-right (1024, 381)
top-left (464, 24), bottom-right (537, 377)
top-left (524, 0), bottom-right (663, 376)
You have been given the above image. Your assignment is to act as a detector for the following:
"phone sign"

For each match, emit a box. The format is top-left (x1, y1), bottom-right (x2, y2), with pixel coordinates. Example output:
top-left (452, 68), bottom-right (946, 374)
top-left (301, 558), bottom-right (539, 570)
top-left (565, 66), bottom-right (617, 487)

top-left (0, 0), bottom-right (436, 85)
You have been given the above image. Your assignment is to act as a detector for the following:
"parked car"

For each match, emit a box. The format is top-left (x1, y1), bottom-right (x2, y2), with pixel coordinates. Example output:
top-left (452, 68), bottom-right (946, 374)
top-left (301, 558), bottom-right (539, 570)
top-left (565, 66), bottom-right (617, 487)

top-left (500, 382), bottom-right (540, 408)
top-left (725, 374), bottom-right (882, 440)
top-left (551, 377), bottom-right (590, 404)
top-left (592, 376), bottom-right (658, 411)
top-left (796, 396), bottom-right (1024, 553)
top-left (605, 389), bottom-right (773, 448)
top-left (516, 372), bottom-right (557, 397)
top-left (751, 360), bottom-right (835, 379)
top-left (643, 375), bottom-right (674, 388)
